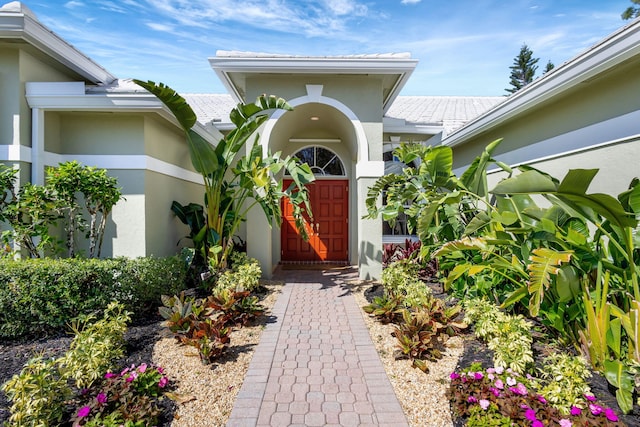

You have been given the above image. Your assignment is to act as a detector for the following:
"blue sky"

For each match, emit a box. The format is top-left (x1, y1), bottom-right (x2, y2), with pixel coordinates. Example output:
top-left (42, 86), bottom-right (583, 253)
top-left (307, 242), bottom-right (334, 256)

top-left (26, 0), bottom-right (633, 96)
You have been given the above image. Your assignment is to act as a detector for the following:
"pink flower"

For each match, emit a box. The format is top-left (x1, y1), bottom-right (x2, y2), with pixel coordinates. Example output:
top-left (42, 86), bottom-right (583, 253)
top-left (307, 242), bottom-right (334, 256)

top-left (525, 408), bottom-right (537, 421)
top-left (467, 396), bottom-right (478, 403)
top-left (96, 392), bottom-right (107, 404)
top-left (450, 372), bottom-right (460, 380)
top-left (138, 363), bottom-right (147, 373)
top-left (494, 379), bottom-right (504, 389)
top-left (506, 376), bottom-right (517, 386)
top-left (495, 366), bottom-right (504, 374)
top-left (474, 372), bottom-right (484, 380)
top-left (487, 368), bottom-right (496, 374)
top-left (584, 393), bottom-right (596, 402)
top-left (532, 421), bottom-right (543, 427)
top-left (537, 395), bottom-right (547, 404)
top-left (589, 404), bottom-right (603, 415)
top-left (77, 406), bottom-right (91, 418)
top-left (479, 399), bottom-right (490, 410)
top-left (570, 406), bottom-right (582, 416)
top-left (488, 373), bottom-right (495, 380)
top-left (125, 371), bottom-right (138, 383)
top-left (604, 408), bottom-right (618, 422)
top-left (489, 387), bottom-right (501, 397)
top-left (158, 376), bottom-right (168, 388)
top-left (104, 372), bottom-right (116, 379)
top-left (516, 383), bottom-right (528, 395)
top-left (157, 366), bottom-right (165, 374)
top-left (559, 420), bottom-right (572, 427)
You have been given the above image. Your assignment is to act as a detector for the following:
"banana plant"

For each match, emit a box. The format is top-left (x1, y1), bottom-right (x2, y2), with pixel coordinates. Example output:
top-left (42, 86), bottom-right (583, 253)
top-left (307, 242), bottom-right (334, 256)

top-left (134, 80), bottom-right (314, 270)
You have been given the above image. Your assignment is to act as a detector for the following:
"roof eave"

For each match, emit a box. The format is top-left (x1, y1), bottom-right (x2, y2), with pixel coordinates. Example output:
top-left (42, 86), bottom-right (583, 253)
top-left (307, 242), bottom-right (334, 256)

top-left (209, 54), bottom-right (418, 110)
top-left (0, 5), bottom-right (116, 84)
top-left (442, 18), bottom-right (640, 148)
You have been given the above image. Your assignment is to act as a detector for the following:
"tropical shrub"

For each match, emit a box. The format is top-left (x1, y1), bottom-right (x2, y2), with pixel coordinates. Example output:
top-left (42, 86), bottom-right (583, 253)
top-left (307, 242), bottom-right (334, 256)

top-left (214, 255), bottom-right (261, 293)
top-left (381, 260), bottom-right (432, 308)
top-left (134, 80), bottom-right (314, 272)
top-left (534, 353), bottom-right (592, 414)
top-left (463, 298), bottom-right (534, 374)
top-left (0, 256), bottom-right (187, 338)
top-left (70, 363), bottom-right (170, 427)
top-left (449, 364), bottom-right (624, 426)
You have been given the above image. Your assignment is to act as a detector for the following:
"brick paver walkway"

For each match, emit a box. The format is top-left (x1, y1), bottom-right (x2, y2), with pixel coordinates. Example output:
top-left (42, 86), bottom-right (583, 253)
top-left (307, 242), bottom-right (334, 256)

top-left (226, 267), bottom-right (409, 427)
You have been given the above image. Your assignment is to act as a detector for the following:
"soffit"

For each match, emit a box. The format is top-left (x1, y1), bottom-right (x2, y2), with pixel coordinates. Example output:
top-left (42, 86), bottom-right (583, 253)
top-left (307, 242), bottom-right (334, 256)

top-left (209, 51), bottom-right (418, 114)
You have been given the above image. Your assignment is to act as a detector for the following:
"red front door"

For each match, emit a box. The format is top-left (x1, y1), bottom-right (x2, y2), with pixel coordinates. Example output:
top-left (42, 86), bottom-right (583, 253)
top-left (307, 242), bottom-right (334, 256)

top-left (281, 179), bottom-right (349, 262)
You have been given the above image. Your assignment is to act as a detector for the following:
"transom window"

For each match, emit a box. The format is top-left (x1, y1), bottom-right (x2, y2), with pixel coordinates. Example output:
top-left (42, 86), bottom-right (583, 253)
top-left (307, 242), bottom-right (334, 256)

top-left (290, 146), bottom-right (345, 176)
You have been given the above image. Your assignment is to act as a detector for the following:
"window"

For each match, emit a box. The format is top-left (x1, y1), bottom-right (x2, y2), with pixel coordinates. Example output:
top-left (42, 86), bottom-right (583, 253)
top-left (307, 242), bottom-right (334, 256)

top-left (288, 146), bottom-right (345, 176)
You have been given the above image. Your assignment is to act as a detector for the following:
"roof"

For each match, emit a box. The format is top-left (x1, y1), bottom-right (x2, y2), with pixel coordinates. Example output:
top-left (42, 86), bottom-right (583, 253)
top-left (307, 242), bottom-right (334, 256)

top-left (184, 92), bottom-right (503, 134)
top-left (209, 51), bottom-right (418, 114)
top-left (0, 1), bottom-right (116, 84)
top-left (386, 96), bottom-right (505, 134)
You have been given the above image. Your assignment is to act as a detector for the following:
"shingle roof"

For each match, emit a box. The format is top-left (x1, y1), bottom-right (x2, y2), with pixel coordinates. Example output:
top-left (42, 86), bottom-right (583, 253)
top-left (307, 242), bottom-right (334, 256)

top-left (182, 93), bottom-right (505, 133)
top-left (386, 96), bottom-right (505, 133)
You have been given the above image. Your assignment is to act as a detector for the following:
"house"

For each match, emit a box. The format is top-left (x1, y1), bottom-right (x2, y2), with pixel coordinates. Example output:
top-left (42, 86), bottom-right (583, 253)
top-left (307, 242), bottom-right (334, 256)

top-left (1, 1), bottom-right (638, 279)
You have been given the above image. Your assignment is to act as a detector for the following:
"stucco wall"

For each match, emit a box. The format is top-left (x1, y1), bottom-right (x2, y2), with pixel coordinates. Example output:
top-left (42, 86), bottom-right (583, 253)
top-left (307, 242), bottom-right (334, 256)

top-left (0, 48), bottom-right (19, 147)
top-left (451, 58), bottom-right (640, 174)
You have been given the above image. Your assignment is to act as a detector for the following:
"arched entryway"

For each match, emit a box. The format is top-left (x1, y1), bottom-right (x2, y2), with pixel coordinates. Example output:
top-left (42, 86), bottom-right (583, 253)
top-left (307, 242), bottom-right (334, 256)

top-left (282, 146), bottom-right (349, 262)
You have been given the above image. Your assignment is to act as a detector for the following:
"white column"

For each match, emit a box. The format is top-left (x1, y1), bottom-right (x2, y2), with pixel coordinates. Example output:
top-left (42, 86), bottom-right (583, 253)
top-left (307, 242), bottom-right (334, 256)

top-left (31, 108), bottom-right (45, 185)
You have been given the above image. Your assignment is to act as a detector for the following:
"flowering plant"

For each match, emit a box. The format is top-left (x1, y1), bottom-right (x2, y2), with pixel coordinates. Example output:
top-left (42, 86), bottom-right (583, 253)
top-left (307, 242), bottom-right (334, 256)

top-left (449, 364), bottom-right (624, 426)
top-left (71, 363), bottom-right (170, 427)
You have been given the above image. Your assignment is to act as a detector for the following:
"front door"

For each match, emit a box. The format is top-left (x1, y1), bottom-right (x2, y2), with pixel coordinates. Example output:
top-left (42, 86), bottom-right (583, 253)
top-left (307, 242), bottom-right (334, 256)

top-left (281, 179), bottom-right (349, 262)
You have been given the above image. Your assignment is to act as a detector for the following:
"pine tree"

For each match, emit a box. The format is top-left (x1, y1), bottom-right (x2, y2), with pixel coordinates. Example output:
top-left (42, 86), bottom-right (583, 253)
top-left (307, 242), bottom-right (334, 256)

top-left (506, 44), bottom-right (539, 94)
top-left (622, 0), bottom-right (640, 20)
top-left (543, 60), bottom-right (555, 74)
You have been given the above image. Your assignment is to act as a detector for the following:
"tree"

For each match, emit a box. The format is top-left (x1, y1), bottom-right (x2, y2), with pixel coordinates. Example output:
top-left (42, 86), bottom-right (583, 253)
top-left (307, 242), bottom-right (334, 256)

top-left (622, 0), bottom-right (640, 20)
top-left (134, 80), bottom-right (314, 271)
top-left (543, 60), bottom-right (555, 74)
top-left (506, 44), bottom-right (539, 94)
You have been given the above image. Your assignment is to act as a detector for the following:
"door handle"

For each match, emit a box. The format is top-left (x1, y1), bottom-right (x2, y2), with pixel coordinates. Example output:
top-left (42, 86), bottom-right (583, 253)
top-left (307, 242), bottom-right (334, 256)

top-left (315, 223), bottom-right (319, 233)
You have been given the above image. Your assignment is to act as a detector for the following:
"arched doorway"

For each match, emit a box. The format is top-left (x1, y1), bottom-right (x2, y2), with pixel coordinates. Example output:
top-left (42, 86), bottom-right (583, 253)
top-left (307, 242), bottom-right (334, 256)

top-left (282, 146), bottom-right (349, 262)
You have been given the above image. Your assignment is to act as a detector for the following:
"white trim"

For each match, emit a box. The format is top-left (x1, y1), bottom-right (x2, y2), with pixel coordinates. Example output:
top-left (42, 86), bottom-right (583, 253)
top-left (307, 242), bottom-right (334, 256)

top-left (443, 19), bottom-right (640, 148)
top-left (289, 138), bottom-right (341, 144)
top-left (262, 93), bottom-right (370, 163)
top-left (40, 153), bottom-right (204, 184)
top-left (451, 111), bottom-right (640, 175)
top-left (31, 108), bottom-right (45, 184)
top-left (0, 4), bottom-right (116, 84)
top-left (485, 132), bottom-right (640, 176)
top-left (0, 144), bottom-right (31, 162)
top-left (356, 161), bottom-right (385, 178)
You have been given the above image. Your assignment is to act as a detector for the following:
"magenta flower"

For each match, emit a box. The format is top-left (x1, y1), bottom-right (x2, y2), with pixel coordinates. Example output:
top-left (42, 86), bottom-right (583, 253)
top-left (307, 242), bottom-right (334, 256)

top-left (96, 392), bottom-right (107, 404)
top-left (158, 366), bottom-right (165, 374)
top-left (473, 372), bottom-right (484, 380)
top-left (524, 408), bottom-right (537, 421)
top-left (104, 372), bottom-right (116, 379)
top-left (494, 379), bottom-right (504, 389)
top-left (125, 371), bottom-right (138, 383)
top-left (604, 408), bottom-right (619, 422)
top-left (537, 395), bottom-right (547, 404)
top-left (450, 372), bottom-right (460, 380)
top-left (584, 393), bottom-right (596, 402)
top-left (589, 404), bottom-right (603, 415)
top-left (570, 406), bottom-right (582, 416)
top-left (77, 406), bottom-right (91, 418)
top-left (532, 421), bottom-right (543, 427)
top-left (559, 420), bottom-right (572, 427)
top-left (467, 396), bottom-right (478, 403)
top-left (479, 399), bottom-right (490, 410)
top-left (489, 387), bottom-right (501, 397)
top-left (515, 383), bottom-right (528, 395)
top-left (158, 376), bottom-right (168, 388)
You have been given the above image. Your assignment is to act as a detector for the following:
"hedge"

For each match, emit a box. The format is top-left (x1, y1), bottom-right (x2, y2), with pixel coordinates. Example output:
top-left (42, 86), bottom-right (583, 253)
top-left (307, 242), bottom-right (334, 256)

top-left (0, 257), bottom-right (187, 339)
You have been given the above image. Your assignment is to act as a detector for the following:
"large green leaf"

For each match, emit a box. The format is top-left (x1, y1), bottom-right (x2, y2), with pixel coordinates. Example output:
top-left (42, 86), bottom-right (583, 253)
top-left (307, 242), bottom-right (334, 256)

top-left (187, 130), bottom-right (219, 176)
top-left (459, 138), bottom-right (504, 197)
top-left (491, 169), bottom-right (557, 195)
top-left (604, 359), bottom-right (635, 414)
top-left (526, 248), bottom-right (572, 316)
top-left (133, 80), bottom-right (196, 130)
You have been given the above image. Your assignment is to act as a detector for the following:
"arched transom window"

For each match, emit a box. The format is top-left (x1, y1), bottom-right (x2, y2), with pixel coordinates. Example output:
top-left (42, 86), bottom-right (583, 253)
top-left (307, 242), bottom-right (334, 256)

top-left (291, 146), bottom-right (345, 176)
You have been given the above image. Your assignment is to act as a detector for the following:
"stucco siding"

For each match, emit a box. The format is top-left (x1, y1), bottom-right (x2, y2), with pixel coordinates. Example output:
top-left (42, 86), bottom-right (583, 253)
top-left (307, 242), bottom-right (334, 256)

top-left (143, 115), bottom-right (194, 172)
top-left (56, 113), bottom-right (144, 155)
top-left (0, 48), bottom-right (20, 147)
top-left (144, 169), bottom-right (204, 257)
top-left (451, 58), bottom-right (640, 172)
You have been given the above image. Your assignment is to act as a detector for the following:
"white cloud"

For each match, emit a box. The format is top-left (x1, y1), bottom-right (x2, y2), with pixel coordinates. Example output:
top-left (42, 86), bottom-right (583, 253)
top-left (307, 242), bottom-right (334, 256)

top-left (145, 22), bottom-right (175, 32)
top-left (401, 0), bottom-right (421, 4)
top-left (64, 1), bottom-right (84, 9)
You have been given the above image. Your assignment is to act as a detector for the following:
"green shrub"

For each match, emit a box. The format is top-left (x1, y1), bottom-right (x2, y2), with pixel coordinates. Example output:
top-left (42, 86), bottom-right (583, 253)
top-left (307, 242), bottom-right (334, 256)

top-left (534, 353), bottom-right (592, 414)
top-left (0, 256), bottom-right (187, 338)
top-left (214, 255), bottom-right (261, 293)
top-left (381, 260), bottom-right (432, 308)
top-left (1, 356), bottom-right (71, 427)
top-left (463, 298), bottom-right (534, 374)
